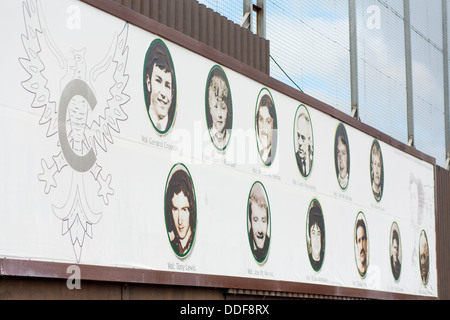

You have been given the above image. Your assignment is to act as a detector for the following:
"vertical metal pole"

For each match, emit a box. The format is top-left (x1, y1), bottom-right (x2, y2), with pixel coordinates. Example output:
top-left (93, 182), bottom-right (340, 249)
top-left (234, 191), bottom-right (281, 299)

top-left (349, 0), bottom-right (359, 120)
top-left (443, 0), bottom-right (450, 169)
top-left (256, 0), bottom-right (266, 39)
top-left (243, 0), bottom-right (252, 15)
top-left (243, 0), bottom-right (252, 30)
top-left (404, 0), bottom-right (414, 147)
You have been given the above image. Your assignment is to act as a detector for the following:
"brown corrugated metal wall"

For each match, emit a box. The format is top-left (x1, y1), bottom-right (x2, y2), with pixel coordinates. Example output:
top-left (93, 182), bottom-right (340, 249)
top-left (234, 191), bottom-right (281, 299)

top-left (114, 0), bottom-right (270, 75)
top-left (435, 166), bottom-right (450, 300)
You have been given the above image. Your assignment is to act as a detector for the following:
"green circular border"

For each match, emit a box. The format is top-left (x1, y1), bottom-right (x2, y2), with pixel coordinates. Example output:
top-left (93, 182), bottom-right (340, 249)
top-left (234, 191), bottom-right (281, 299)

top-left (254, 88), bottom-right (278, 167)
top-left (389, 221), bottom-right (402, 282)
top-left (369, 139), bottom-right (384, 202)
top-left (354, 211), bottom-right (369, 279)
top-left (334, 122), bottom-right (350, 190)
top-left (204, 64), bottom-right (233, 152)
top-left (143, 38), bottom-right (177, 135)
top-left (293, 104), bottom-right (314, 179)
top-left (246, 181), bottom-right (271, 265)
top-left (305, 198), bottom-right (326, 272)
top-left (164, 163), bottom-right (197, 259)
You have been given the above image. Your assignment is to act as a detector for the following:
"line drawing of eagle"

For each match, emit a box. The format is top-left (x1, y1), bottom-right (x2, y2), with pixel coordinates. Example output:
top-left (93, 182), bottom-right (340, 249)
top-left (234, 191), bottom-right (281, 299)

top-left (19, 0), bottom-right (130, 262)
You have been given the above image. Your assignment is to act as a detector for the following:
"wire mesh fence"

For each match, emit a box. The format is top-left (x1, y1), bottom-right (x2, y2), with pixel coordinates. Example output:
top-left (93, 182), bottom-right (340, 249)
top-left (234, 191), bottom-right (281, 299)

top-left (197, 0), bottom-right (448, 168)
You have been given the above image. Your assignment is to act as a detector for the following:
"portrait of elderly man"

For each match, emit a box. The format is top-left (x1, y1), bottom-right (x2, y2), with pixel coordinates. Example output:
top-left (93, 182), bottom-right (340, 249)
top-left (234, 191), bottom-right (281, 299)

top-left (334, 123), bottom-right (350, 189)
top-left (294, 105), bottom-right (314, 178)
top-left (144, 39), bottom-right (177, 134)
top-left (255, 89), bottom-right (278, 166)
top-left (247, 181), bottom-right (271, 264)
top-left (165, 164), bottom-right (196, 258)
top-left (205, 65), bottom-right (233, 150)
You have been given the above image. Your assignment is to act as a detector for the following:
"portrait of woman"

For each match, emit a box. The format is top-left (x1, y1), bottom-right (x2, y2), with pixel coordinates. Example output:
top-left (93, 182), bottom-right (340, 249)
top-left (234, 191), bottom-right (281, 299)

top-left (334, 123), bottom-right (350, 190)
top-left (370, 139), bottom-right (384, 202)
top-left (164, 163), bottom-right (197, 259)
top-left (143, 38), bottom-right (177, 134)
top-left (205, 65), bottom-right (233, 151)
top-left (247, 181), bottom-right (271, 264)
top-left (306, 199), bottom-right (325, 272)
top-left (255, 88), bottom-right (278, 166)
top-left (294, 105), bottom-right (314, 178)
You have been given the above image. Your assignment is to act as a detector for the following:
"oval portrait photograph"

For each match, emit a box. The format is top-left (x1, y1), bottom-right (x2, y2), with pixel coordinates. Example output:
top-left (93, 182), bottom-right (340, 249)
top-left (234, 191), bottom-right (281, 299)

top-left (389, 222), bottom-right (402, 282)
top-left (294, 104), bottom-right (314, 178)
top-left (419, 230), bottom-right (429, 286)
top-left (205, 65), bottom-right (233, 151)
top-left (164, 163), bottom-right (197, 259)
top-left (255, 88), bottom-right (278, 166)
top-left (354, 211), bottom-right (369, 278)
top-left (247, 181), bottom-right (271, 264)
top-left (306, 198), bottom-right (325, 272)
top-left (143, 38), bottom-right (177, 134)
top-left (370, 139), bottom-right (384, 202)
top-left (334, 122), bottom-right (350, 190)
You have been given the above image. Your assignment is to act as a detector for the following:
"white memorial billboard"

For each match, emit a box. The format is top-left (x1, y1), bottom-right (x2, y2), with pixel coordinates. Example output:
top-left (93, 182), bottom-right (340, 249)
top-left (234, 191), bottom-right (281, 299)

top-left (0, 0), bottom-right (437, 298)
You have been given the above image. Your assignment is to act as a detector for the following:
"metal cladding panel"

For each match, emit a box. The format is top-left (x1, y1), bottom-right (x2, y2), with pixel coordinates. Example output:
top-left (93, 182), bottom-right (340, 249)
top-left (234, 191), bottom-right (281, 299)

top-left (113, 0), bottom-right (270, 74)
top-left (435, 166), bottom-right (450, 300)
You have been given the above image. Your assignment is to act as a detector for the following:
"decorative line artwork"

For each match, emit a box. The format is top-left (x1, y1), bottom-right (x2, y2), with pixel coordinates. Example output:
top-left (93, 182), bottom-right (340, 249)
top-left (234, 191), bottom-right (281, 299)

top-left (19, 0), bottom-right (130, 262)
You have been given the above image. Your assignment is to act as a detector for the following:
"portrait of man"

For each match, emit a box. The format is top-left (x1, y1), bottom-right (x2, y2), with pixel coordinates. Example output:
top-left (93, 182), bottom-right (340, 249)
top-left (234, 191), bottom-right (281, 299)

top-left (370, 140), bottom-right (384, 202)
top-left (419, 230), bottom-right (429, 286)
top-left (144, 39), bottom-right (177, 134)
top-left (294, 105), bottom-right (314, 178)
top-left (334, 123), bottom-right (350, 189)
top-left (355, 212), bottom-right (369, 278)
top-left (247, 181), bottom-right (271, 264)
top-left (390, 222), bottom-right (402, 281)
top-left (255, 89), bottom-right (277, 166)
top-left (165, 164), bottom-right (196, 258)
top-left (205, 65), bottom-right (233, 150)
top-left (306, 199), bottom-right (325, 272)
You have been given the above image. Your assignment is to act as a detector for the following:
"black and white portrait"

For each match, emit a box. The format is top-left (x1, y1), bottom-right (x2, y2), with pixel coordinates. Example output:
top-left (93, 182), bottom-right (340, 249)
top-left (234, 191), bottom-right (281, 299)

top-left (334, 123), bottom-right (350, 190)
top-left (255, 89), bottom-right (278, 166)
top-left (355, 212), bottom-right (369, 278)
top-left (205, 65), bottom-right (233, 151)
top-left (294, 105), bottom-right (314, 178)
top-left (390, 222), bottom-right (402, 282)
top-left (165, 164), bottom-right (196, 258)
top-left (370, 139), bottom-right (384, 202)
top-left (144, 39), bottom-right (177, 134)
top-left (247, 181), bottom-right (271, 264)
top-left (419, 230), bottom-right (429, 286)
top-left (306, 199), bottom-right (325, 272)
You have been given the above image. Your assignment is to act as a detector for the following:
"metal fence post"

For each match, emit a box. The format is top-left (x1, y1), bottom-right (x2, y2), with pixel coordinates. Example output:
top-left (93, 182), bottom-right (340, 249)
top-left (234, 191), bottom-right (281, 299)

top-left (241, 0), bottom-right (266, 39)
top-left (443, 0), bottom-right (450, 169)
top-left (404, 0), bottom-right (414, 147)
top-left (349, 0), bottom-right (359, 120)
